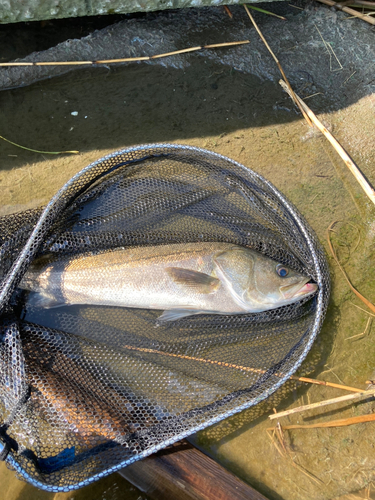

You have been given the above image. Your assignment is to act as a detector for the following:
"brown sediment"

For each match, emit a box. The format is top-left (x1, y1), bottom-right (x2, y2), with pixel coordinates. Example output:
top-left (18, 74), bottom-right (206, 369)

top-left (327, 221), bottom-right (375, 314)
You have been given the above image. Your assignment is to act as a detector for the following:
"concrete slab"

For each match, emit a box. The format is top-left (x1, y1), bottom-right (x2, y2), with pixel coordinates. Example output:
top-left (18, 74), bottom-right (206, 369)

top-left (1, 0), bottom-right (279, 24)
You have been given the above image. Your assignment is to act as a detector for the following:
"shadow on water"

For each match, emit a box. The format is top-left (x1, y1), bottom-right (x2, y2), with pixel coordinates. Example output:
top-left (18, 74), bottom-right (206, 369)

top-left (0, 14), bottom-right (133, 62)
top-left (0, 60), bottom-right (299, 171)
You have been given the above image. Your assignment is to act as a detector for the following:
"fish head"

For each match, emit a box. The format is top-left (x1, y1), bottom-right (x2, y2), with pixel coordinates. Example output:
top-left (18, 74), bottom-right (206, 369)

top-left (214, 247), bottom-right (317, 312)
top-left (246, 252), bottom-right (318, 309)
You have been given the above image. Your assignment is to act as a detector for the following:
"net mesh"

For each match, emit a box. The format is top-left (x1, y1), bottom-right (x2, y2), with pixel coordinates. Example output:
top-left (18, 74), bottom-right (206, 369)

top-left (0, 144), bottom-right (330, 491)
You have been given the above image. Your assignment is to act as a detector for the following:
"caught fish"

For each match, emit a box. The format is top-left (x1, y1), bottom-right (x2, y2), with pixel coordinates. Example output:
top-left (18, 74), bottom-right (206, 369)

top-left (20, 242), bottom-right (317, 321)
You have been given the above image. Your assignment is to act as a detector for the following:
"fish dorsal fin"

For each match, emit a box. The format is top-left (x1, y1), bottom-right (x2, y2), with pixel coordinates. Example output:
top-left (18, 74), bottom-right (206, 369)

top-left (213, 247), bottom-right (254, 298)
top-left (166, 267), bottom-right (221, 294)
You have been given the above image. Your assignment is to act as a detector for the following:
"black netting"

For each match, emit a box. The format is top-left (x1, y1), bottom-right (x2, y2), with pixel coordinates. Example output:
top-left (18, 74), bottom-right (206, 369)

top-left (0, 144), bottom-right (330, 491)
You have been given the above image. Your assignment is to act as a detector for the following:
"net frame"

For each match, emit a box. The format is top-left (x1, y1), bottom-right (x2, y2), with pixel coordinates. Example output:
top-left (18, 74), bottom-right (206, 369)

top-left (0, 144), bottom-right (330, 491)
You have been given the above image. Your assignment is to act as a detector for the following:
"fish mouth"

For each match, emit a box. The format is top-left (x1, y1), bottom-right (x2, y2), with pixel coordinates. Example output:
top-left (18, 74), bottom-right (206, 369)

top-left (280, 279), bottom-right (318, 300)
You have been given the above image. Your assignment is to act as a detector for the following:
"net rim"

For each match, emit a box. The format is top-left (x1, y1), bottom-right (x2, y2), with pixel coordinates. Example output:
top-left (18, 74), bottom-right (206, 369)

top-left (0, 143), bottom-right (328, 491)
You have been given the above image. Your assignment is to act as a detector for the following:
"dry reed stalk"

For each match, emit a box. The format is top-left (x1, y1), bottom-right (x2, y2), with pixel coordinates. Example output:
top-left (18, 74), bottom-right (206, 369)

top-left (327, 221), bottom-right (375, 314)
top-left (279, 79), bottom-right (375, 206)
top-left (122, 343), bottom-right (363, 392)
top-left (315, 0), bottom-right (375, 23)
top-left (267, 412), bottom-right (375, 430)
top-left (269, 389), bottom-right (375, 420)
top-left (290, 375), bottom-right (363, 393)
top-left (243, 4), bottom-right (312, 126)
top-left (0, 41), bottom-right (249, 67)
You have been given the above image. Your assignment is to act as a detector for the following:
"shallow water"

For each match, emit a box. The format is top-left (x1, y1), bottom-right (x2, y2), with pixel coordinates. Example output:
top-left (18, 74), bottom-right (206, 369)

top-left (1, 5), bottom-right (375, 500)
top-left (1, 460), bottom-right (148, 500)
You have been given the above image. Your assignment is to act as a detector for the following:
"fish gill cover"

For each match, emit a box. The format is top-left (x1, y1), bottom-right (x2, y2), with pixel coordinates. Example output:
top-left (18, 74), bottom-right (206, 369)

top-left (0, 144), bottom-right (330, 491)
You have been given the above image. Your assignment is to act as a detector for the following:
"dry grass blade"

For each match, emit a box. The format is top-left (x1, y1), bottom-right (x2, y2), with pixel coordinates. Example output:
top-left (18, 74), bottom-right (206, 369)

top-left (350, 302), bottom-right (375, 318)
top-left (346, 317), bottom-right (372, 340)
top-left (268, 412), bottom-right (375, 430)
top-left (315, 24), bottom-right (343, 71)
top-left (243, 4), bottom-right (312, 126)
top-left (327, 221), bottom-right (375, 314)
top-left (267, 428), bottom-right (284, 456)
top-left (280, 79), bottom-right (375, 206)
top-left (0, 40), bottom-right (250, 67)
top-left (244, 4), bottom-right (287, 20)
top-left (314, 0), bottom-right (375, 23)
top-left (269, 389), bottom-right (375, 420)
top-left (0, 134), bottom-right (79, 155)
top-left (290, 461), bottom-right (324, 485)
top-left (272, 408), bottom-right (289, 455)
top-left (268, 412), bottom-right (324, 484)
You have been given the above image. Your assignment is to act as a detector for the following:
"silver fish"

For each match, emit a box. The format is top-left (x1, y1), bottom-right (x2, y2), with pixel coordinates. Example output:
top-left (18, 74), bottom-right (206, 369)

top-left (20, 242), bottom-right (317, 321)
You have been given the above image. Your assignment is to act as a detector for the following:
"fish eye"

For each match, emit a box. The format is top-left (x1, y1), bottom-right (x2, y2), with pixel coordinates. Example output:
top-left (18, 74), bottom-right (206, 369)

top-left (276, 264), bottom-right (289, 277)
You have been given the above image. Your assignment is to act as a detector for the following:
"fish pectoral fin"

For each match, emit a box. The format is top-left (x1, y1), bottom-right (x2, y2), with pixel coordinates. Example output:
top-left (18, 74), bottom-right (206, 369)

top-left (158, 308), bottom-right (206, 322)
top-left (166, 267), bottom-right (220, 294)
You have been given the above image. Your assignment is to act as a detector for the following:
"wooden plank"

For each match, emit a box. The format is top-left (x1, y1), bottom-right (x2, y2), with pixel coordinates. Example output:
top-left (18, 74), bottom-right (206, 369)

top-left (118, 440), bottom-right (268, 500)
